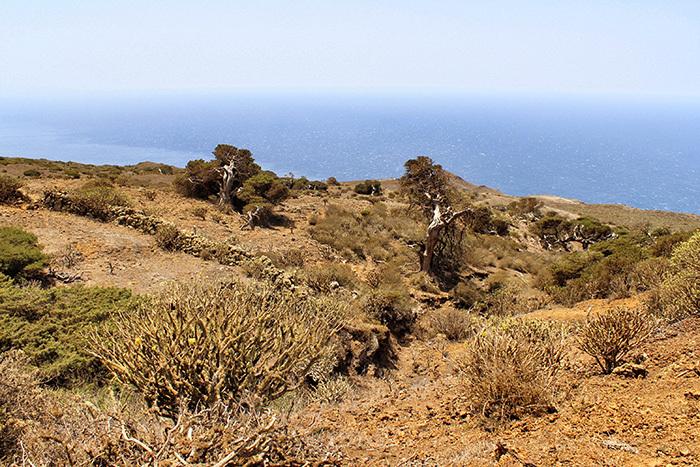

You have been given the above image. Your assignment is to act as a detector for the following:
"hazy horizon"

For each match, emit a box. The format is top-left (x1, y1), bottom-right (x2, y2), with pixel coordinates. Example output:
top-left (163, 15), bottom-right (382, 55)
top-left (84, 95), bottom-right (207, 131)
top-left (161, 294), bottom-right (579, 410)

top-left (2, 1), bottom-right (700, 97)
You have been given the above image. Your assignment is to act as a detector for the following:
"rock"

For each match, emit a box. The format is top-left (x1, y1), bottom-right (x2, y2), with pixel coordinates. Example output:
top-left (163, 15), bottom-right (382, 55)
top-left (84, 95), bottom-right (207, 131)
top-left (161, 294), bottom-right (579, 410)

top-left (329, 280), bottom-right (340, 289)
top-left (601, 439), bottom-right (639, 454)
top-left (612, 362), bottom-right (648, 378)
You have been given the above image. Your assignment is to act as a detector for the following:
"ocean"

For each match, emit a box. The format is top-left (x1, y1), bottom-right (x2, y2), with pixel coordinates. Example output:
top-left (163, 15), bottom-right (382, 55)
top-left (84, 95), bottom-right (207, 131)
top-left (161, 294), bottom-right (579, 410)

top-left (0, 93), bottom-right (698, 214)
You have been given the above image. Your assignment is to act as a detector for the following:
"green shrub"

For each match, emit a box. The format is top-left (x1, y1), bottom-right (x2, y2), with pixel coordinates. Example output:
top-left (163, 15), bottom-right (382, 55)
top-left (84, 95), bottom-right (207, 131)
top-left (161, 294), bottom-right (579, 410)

top-left (22, 169), bottom-right (41, 178)
top-left (0, 227), bottom-right (47, 279)
top-left (532, 214), bottom-right (613, 250)
top-left (353, 180), bottom-right (382, 195)
top-left (0, 175), bottom-right (23, 204)
top-left (460, 319), bottom-right (568, 420)
top-left (539, 230), bottom-right (688, 305)
top-left (70, 181), bottom-right (131, 221)
top-left (658, 231), bottom-right (700, 321)
top-left (0, 276), bottom-right (131, 385)
top-left (91, 281), bottom-right (343, 415)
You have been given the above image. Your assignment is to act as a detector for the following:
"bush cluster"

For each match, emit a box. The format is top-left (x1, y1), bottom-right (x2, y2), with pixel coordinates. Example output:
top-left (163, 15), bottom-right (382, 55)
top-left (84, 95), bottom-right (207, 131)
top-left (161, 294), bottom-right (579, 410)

top-left (0, 274), bottom-right (131, 385)
top-left (302, 262), bottom-right (358, 293)
top-left (309, 203), bottom-right (421, 261)
top-left (424, 307), bottom-right (480, 341)
top-left (353, 180), bottom-right (382, 195)
top-left (69, 180), bottom-right (131, 221)
top-left (539, 229), bottom-right (691, 305)
top-left (532, 213), bottom-right (613, 250)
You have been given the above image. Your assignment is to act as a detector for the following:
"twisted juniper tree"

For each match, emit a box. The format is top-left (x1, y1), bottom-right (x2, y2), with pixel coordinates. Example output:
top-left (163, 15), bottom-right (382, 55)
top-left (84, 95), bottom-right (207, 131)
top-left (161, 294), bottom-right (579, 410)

top-left (400, 156), bottom-right (474, 278)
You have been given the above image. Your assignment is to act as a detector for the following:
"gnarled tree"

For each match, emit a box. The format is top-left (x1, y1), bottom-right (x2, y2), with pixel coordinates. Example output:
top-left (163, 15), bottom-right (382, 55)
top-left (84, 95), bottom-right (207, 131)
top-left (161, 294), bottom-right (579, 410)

top-left (174, 144), bottom-right (261, 211)
top-left (400, 156), bottom-right (474, 278)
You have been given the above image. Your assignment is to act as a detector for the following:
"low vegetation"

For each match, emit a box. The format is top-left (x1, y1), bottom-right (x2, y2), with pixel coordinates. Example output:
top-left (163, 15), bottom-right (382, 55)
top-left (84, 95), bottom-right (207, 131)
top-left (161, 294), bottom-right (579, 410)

top-left (460, 319), bottom-right (568, 421)
top-left (657, 230), bottom-right (700, 321)
top-left (3, 153), bottom-right (700, 463)
top-left (91, 281), bottom-right (344, 415)
top-left (0, 274), bottom-right (131, 385)
top-left (538, 228), bottom-right (693, 305)
top-left (309, 202), bottom-right (420, 262)
top-left (0, 175), bottom-right (23, 204)
top-left (577, 307), bottom-right (657, 374)
top-left (0, 227), bottom-right (47, 280)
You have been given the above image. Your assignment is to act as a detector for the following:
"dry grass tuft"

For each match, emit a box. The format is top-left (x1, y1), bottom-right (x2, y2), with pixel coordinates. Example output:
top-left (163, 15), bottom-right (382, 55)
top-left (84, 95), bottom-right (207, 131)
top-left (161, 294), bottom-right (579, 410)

top-left (460, 319), bottom-right (568, 421)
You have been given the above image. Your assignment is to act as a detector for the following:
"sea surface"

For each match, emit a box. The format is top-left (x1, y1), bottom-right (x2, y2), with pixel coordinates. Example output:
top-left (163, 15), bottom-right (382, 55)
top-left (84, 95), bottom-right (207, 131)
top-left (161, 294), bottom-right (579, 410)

top-left (0, 93), bottom-right (698, 214)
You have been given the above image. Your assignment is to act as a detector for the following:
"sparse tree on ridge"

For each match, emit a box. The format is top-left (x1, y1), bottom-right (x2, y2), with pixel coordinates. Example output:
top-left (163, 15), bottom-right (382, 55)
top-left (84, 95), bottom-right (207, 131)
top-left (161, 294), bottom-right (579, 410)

top-left (400, 156), bottom-right (474, 277)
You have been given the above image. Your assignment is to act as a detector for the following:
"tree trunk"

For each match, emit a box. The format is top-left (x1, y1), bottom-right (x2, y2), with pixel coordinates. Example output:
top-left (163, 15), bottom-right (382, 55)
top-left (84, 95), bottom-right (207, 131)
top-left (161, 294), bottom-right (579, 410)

top-left (419, 205), bottom-right (472, 274)
top-left (218, 160), bottom-right (237, 207)
top-left (420, 205), bottom-right (445, 273)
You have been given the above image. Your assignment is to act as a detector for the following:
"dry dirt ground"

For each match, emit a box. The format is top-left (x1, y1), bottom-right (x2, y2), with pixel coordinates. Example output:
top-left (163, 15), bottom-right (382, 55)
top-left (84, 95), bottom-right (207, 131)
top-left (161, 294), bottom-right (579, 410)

top-left (294, 315), bottom-right (700, 466)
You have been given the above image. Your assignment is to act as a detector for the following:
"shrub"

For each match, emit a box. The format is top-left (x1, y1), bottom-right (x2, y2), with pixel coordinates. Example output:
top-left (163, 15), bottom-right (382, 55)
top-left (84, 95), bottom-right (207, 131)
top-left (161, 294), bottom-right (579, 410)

top-left (0, 356), bottom-right (335, 465)
top-left (361, 289), bottom-right (415, 338)
top-left (238, 171), bottom-right (290, 208)
top-left (0, 227), bottom-right (47, 279)
top-left (0, 276), bottom-right (131, 385)
top-left (507, 197), bottom-right (542, 218)
top-left (658, 231), bottom-right (700, 321)
top-left (154, 224), bottom-right (184, 251)
top-left (303, 263), bottom-right (358, 293)
top-left (532, 214), bottom-right (613, 250)
top-left (262, 248), bottom-right (305, 269)
top-left (427, 308), bottom-right (480, 341)
top-left (451, 282), bottom-right (483, 309)
top-left (0, 175), bottom-right (23, 204)
top-left (22, 169), bottom-right (41, 177)
top-left (353, 180), bottom-right (382, 195)
top-left (91, 281), bottom-right (344, 415)
top-left (326, 176), bottom-right (340, 186)
top-left (70, 180), bottom-right (131, 221)
top-left (191, 206), bottom-right (207, 220)
top-left (577, 307), bottom-right (657, 374)
top-left (540, 231), bottom-right (683, 305)
top-left (460, 319), bottom-right (568, 420)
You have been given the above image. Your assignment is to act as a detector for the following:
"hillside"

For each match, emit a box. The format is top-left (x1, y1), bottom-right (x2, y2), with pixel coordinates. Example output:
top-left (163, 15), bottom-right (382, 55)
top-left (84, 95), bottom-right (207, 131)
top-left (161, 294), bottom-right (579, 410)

top-left (0, 155), bottom-right (698, 465)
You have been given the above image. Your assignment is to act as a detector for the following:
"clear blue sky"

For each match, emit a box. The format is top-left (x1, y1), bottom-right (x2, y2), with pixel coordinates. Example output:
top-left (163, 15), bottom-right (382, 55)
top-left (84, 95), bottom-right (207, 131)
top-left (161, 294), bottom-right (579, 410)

top-left (2, 0), bottom-right (699, 97)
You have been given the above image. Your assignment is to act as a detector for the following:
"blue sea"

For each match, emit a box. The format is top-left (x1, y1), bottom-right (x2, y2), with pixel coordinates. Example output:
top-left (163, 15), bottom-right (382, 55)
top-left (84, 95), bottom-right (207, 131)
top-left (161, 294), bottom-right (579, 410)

top-left (0, 93), bottom-right (698, 214)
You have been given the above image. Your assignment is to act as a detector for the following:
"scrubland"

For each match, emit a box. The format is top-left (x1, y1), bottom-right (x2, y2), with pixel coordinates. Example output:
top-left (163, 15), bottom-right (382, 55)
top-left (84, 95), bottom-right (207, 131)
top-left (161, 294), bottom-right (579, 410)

top-left (0, 153), bottom-right (699, 466)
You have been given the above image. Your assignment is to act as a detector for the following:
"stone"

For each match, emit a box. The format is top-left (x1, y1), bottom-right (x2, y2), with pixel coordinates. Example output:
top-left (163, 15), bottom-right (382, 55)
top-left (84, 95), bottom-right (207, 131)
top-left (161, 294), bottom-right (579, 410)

top-left (612, 362), bottom-right (648, 378)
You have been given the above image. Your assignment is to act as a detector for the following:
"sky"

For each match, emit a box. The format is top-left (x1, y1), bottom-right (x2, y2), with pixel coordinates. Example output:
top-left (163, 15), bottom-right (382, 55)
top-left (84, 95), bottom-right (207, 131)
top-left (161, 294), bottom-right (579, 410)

top-left (1, 0), bottom-right (700, 97)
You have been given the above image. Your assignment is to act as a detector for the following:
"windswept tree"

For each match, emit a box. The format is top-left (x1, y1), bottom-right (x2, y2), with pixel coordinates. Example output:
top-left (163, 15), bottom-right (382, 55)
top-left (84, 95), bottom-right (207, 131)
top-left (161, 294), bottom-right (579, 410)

top-left (174, 144), bottom-right (261, 210)
top-left (400, 156), bottom-right (475, 278)
top-left (174, 145), bottom-right (289, 227)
